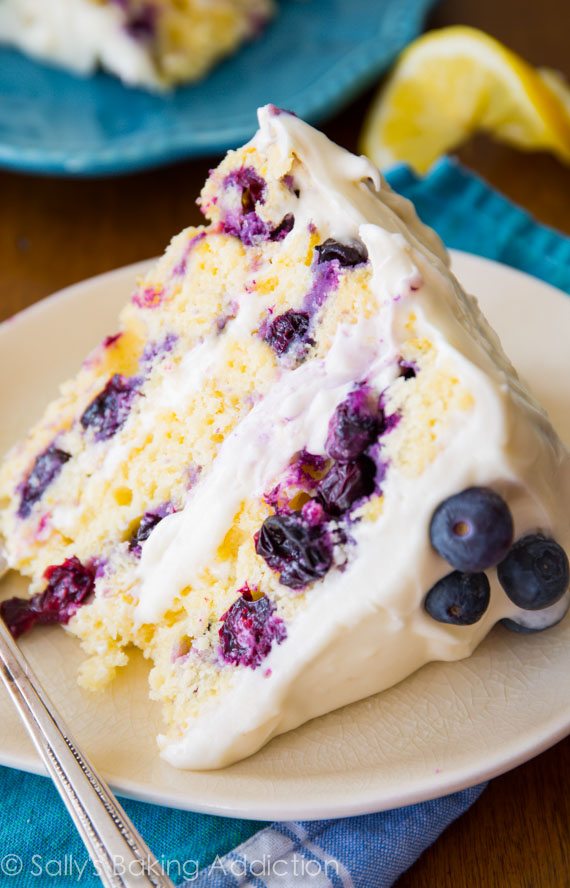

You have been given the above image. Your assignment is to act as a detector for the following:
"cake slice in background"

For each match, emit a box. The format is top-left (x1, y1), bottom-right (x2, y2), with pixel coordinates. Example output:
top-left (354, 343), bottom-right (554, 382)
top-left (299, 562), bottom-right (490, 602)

top-left (0, 106), bottom-right (569, 769)
top-left (0, 0), bottom-right (274, 90)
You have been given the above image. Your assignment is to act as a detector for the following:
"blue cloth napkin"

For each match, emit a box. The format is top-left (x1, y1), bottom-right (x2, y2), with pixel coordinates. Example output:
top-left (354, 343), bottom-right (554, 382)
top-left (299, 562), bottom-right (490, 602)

top-left (185, 786), bottom-right (486, 888)
top-left (1, 158), bottom-right (569, 888)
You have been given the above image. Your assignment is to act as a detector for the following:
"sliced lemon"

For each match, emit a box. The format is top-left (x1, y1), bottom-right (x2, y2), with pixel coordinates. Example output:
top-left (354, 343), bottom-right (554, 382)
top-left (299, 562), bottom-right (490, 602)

top-left (539, 67), bottom-right (570, 117)
top-left (360, 26), bottom-right (570, 173)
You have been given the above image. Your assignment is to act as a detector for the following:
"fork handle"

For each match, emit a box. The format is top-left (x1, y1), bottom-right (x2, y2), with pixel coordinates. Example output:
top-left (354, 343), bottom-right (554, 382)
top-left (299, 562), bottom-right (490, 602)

top-left (0, 619), bottom-right (175, 888)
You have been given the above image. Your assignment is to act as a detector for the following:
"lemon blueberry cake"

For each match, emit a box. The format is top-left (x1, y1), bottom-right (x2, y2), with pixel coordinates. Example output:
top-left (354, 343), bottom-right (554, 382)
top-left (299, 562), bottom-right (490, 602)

top-left (1, 106), bottom-right (569, 769)
top-left (0, 0), bottom-right (274, 89)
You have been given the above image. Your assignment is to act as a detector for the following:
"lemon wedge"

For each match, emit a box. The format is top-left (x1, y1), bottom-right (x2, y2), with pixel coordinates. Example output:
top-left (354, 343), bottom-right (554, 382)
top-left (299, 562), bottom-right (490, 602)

top-left (360, 26), bottom-right (570, 173)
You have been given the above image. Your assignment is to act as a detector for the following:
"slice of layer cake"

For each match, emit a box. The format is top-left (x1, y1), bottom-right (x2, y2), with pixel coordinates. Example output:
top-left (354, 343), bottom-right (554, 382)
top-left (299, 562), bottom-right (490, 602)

top-left (1, 106), bottom-right (569, 770)
top-left (0, 0), bottom-right (274, 89)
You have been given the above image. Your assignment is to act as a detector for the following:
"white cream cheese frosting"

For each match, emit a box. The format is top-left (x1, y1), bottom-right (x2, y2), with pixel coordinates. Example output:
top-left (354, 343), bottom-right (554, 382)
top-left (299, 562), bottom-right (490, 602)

top-left (0, 0), bottom-right (159, 87)
top-left (0, 0), bottom-right (276, 89)
top-left (124, 108), bottom-right (570, 769)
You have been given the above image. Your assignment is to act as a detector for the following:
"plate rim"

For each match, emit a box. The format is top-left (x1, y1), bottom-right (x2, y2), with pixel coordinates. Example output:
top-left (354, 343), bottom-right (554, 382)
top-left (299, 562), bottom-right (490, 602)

top-left (0, 0), bottom-right (437, 176)
top-left (0, 250), bottom-right (569, 820)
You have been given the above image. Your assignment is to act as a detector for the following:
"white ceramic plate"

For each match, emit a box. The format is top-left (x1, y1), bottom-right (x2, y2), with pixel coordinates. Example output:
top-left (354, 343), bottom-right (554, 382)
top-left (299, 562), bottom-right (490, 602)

top-left (0, 252), bottom-right (569, 821)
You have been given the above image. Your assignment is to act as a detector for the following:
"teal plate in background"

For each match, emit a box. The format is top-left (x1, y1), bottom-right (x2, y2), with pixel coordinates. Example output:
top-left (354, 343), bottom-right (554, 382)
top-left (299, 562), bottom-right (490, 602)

top-left (0, 0), bottom-right (436, 177)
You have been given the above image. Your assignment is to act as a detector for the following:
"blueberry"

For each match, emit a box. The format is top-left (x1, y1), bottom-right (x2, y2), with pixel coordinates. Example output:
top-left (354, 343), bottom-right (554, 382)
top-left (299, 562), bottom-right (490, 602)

top-left (221, 167), bottom-right (270, 245)
top-left (424, 571), bottom-right (491, 625)
top-left (80, 374), bottom-right (140, 441)
top-left (129, 503), bottom-right (175, 557)
top-left (263, 310), bottom-right (313, 356)
top-left (500, 608), bottom-right (568, 634)
top-left (430, 487), bottom-right (514, 572)
top-left (317, 456), bottom-right (376, 516)
top-left (124, 3), bottom-right (156, 40)
top-left (497, 534), bottom-right (569, 610)
top-left (219, 586), bottom-right (286, 669)
top-left (326, 390), bottom-right (381, 462)
top-left (398, 359), bottom-right (417, 380)
top-left (1, 556), bottom-right (95, 639)
top-left (17, 444), bottom-right (71, 518)
top-left (270, 214), bottom-right (295, 241)
top-left (0, 597), bottom-right (38, 638)
top-left (224, 166), bottom-right (267, 210)
top-left (255, 512), bottom-right (333, 589)
top-left (315, 238), bottom-right (368, 267)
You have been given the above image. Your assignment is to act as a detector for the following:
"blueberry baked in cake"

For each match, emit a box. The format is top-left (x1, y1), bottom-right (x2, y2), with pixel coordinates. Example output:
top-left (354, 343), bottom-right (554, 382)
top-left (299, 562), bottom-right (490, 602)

top-left (0, 0), bottom-right (274, 89)
top-left (0, 106), bottom-right (568, 769)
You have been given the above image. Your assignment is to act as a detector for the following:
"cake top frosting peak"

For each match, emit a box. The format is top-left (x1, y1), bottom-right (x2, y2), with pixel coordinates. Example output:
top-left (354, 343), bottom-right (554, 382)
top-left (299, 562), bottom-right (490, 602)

top-left (253, 104), bottom-right (449, 267)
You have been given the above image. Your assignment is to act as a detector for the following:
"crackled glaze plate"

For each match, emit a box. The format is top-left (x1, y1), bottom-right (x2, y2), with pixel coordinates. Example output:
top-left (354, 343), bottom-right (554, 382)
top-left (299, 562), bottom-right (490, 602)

top-left (0, 0), bottom-right (436, 176)
top-left (0, 252), bottom-right (569, 820)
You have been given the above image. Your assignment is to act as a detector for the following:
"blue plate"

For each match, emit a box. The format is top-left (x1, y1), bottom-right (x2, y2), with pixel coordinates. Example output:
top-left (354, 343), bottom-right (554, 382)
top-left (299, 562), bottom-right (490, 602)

top-left (0, 0), bottom-right (436, 176)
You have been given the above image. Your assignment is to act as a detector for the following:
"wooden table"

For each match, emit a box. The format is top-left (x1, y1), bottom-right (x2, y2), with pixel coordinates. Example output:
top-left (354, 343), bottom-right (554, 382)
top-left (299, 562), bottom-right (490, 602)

top-left (0, 0), bottom-right (569, 884)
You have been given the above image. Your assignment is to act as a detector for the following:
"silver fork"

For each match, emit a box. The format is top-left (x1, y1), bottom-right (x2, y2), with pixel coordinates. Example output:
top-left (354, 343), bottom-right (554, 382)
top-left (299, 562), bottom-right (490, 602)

top-left (0, 559), bottom-right (175, 888)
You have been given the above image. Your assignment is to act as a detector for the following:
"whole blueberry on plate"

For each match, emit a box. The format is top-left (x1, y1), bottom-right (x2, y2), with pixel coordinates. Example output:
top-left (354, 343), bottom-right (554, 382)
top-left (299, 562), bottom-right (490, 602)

top-left (500, 605), bottom-right (568, 634)
top-left (424, 571), bottom-right (491, 626)
top-left (498, 533), bottom-right (569, 610)
top-left (429, 486), bottom-right (514, 572)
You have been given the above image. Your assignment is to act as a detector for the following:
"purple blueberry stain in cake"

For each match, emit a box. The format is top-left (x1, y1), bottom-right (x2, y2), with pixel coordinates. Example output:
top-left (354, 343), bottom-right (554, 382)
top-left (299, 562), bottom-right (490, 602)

top-left (18, 444), bottom-right (71, 519)
top-left (301, 499), bottom-right (326, 526)
top-left (223, 209), bottom-right (270, 246)
top-left (171, 636), bottom-right (192, 663)
top-left (225, 166), bottom-right (266, 209)
top-left (219, 584), bottom-right (286, 669)
top-left (264, 451), bottom-right (328, 512)
top-left (290, 450), bottom-right (328, 488)
top-left (302, 261), bottom-right (340, 315)
top-left (255, 512), bottom-right (334, 589)
top-left (132, 284), bottom-right (164, 309)
top-left (94, 558), bottom-right (108, 580)
top-left (221, 168), bottom-right (296, 247)
top-left (186, 462), bottom-right (202, 490)
top-left (383, 411), bottom-right (401, 433)
top-left (282, 174), bottom-right (297, 194)
top-left (140, 333), bottom-right (178, 368)
top-left (215, 300), bottom-right (239, 333)
top-left (221, 167), bottom-right (271, 246)
top-left (1, 556), bottom-right (96, 639)
top-left (80, 374), bottom-right (141, 442)
top-left (103, 332), bottom-right (122, 349)
top-left (326, 387), bottom-right (382, 462)
top-left (398, 358), bottom-right (418, 380)
top-left (35, 512), bottom-right (52, 541)
top-left (129, 502), bottom-right (176, 557)
top-left (262, 309), bottom-right (313, 357)
top-left (172, 231), bottom-right (206, 277)
top-left (365, 443), bottom-right (389, 495)
top-left (315, 238), bottom-right (368, 268)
